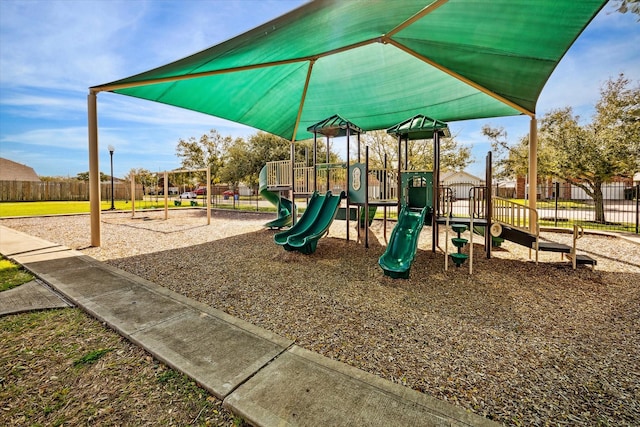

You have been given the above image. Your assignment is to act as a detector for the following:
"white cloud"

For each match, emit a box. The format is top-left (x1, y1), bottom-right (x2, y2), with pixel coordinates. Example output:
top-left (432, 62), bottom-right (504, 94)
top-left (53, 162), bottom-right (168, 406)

top-left (1, 127), bottom-right (90, 150)
top-left (0, 0), bottom-right (146, 90)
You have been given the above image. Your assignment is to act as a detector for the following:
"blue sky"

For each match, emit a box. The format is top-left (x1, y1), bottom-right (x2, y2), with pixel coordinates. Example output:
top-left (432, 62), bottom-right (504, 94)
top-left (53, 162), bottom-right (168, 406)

top-left (1, 0), bottom-right (638, 179)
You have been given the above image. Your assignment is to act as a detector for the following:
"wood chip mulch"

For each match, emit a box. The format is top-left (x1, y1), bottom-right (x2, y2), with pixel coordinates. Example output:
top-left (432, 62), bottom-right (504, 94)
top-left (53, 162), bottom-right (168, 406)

top-left (3, 209), bottom-right (639, 426)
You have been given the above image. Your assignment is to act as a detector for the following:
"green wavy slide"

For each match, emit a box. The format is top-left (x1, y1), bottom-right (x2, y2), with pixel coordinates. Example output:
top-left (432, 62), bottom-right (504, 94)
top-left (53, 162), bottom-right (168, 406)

top-left (378, 206), bottom-right (428, 279)
top-left (259, 165), bottom-right (294, 228)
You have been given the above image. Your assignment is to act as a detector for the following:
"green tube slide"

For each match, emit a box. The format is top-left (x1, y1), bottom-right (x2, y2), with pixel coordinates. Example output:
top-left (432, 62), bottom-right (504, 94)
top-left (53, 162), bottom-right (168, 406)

top-left (378, 206), bottom-right (428, 279)
top-left (274, 191), bottom-right (344, 254)
top-left (259, 165), bottom-right (293, 228)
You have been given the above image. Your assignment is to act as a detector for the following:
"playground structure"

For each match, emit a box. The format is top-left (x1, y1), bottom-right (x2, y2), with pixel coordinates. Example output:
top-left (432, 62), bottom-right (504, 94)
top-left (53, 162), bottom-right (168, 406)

top-left (266, 114), bottom-right (446, 267)
top-left (263, 113), bottom-right (596, 273)
top-left (129, 168), bottom-right (211, 225)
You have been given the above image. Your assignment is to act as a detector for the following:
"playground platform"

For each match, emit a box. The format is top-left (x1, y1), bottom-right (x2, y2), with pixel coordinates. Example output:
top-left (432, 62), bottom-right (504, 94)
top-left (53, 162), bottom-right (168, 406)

top-left (0, 225), bottom-right (498, 427)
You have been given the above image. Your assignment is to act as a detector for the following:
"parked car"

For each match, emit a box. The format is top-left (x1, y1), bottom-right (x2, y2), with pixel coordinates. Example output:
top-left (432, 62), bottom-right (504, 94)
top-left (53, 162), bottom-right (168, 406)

top-left (222, 190), bottom-right (235, 197)
top-left (194, 187), bottom-right (207, 195)
top-left (179, 191), bottom-right (197, 199)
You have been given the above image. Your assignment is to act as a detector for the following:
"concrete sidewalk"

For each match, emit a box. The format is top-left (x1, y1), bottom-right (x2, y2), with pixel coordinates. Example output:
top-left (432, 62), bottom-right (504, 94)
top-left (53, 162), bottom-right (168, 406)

top-left (1, 225), bottom-right (499, 427)
top-left (0, 279), bottom-right (72, 316)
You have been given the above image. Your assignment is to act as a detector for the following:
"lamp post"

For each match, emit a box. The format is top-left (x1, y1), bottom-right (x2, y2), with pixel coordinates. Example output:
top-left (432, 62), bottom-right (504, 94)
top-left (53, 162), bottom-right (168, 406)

top-left (108, 145), bottom-right (115, 210)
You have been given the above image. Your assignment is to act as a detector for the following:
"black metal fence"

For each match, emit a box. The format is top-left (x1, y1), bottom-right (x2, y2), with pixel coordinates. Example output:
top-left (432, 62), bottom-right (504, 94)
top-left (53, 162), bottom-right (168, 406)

top-left (535, 182), bottom-right (639, 234)
top-left (447, 182), bottom-right (639, 234)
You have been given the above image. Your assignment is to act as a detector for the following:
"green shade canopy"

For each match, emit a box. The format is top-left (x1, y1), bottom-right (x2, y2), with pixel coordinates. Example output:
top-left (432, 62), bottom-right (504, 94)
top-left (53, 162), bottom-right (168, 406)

top-left (93, 0), bottom-right (607, 141)
top-left (387, 114), bottom-right (450, 140)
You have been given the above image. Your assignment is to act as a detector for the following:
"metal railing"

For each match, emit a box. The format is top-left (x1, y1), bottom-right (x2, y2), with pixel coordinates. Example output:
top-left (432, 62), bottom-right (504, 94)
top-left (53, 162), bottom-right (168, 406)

top-left (368, 168), bottom-right (398, 201)
top-left (266, 160), bottom-right (293, 188)
top-left (315, 163), bottom-right (347, 194)
top-left (492, 196), bottom-right (539, 234)
top-left (470, 186), bottom-right (487, 218)
top-left (294, 166), bottom-right (314, 194)
top-left (437, 186), bottom-right (454, 217)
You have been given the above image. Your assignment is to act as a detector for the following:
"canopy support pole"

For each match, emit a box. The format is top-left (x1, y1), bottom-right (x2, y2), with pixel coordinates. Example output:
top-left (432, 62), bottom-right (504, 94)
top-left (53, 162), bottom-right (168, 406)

top-left (206, 167), bottom-right (211, 225)
top-left (289, 60), bottom-right (315, 226)
top-left (88, 91), bottom-right (101, 247)
top-left (528, 116), bottom-right (538, 233)
top-left (346, 128), bottom-right (350, 243)
top-left (432, 130), bottom-right (441, 253)
top-left (397, 135), bottom-right (402, 214)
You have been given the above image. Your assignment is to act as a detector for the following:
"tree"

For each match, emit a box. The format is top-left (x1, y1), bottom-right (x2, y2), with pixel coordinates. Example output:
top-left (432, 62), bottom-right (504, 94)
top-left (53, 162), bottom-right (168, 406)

top-left (613, 0), bottom-right (640, 19)
top-left (219, 131), bottom-right (310, 188)
top-left (175, 129), bottom-right (230, 184)
top-left (483, 74), bottom-right (640, 223)
top-left (219, 137), bottom-right (253, 190)
top-left (127, 168), bottom-right (155, 195)
top-left (361, 130), bottom-right (472, 171)
top-left (77, 171), bottom-right (110, 182)
top-left (540, 75), bottom-right (640, 223)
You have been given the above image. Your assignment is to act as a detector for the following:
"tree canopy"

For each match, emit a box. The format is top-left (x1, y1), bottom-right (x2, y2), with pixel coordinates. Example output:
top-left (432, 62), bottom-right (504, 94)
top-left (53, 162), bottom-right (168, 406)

top-left (175, 129), bottom-right (231, 184)
top-left (483, 74), bottom-right (640, 222)
top-left (361, 130), bottom-right (472, 172)
top-left (614, 0), bottom-right (640, 19)
top-left (176, 130), bottom-right (330, 189)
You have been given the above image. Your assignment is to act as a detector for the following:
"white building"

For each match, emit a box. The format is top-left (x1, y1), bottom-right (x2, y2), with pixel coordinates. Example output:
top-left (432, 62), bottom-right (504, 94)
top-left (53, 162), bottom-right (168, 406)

top-left (440, 171), bottom-right (484, 200)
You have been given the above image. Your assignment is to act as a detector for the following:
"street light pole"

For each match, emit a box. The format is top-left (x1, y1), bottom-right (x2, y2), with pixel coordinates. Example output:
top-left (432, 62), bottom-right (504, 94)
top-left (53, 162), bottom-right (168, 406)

top-left (108, 145), bottom-right (115, 210)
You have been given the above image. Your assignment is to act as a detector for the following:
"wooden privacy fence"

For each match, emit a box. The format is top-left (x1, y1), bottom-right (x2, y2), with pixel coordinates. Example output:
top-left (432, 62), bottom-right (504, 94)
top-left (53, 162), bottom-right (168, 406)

top-left (0, 180), bottom-right (142, 202)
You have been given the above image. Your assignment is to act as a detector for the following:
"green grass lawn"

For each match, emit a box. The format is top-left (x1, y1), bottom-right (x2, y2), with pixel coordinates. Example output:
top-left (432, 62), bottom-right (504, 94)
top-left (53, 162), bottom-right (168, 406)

top-left (0, 258), bottom-right (34, 291)
top-left (0, 201), bottom-right (132, 217)
top-left (508, 198), bottom-right (593, 209)
top-left (0, 200), bottom-right (279, 218)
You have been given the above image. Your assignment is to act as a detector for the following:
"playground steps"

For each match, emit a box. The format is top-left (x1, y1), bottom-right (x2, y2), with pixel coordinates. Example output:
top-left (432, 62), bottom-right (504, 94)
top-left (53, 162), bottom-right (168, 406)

top-left (566, 254), bottom-right (598, 268)
top-left (499, 224), bottom-right (596, 269)
top-left (536, 241), bottom-right (572, 253)
top-left (500, 225), bottom-right (536, 248)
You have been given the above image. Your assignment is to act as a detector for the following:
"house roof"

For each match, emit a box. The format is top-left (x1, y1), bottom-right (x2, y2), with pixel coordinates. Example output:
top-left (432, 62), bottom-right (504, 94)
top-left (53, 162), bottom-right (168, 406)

top-left (0, 158), bottom-right (40, 182)
top-left (441, 170), bottom-right (483, 183)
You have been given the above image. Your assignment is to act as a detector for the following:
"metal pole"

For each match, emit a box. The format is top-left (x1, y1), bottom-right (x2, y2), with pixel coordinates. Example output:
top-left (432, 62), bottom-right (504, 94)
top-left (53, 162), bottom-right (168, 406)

top-left (109, 146), bottom-right (115, 210)
top-left (365, 146), bottom-right (369, 249)
top-left (164, 171), bottom-right (168, 220)
top-left (554, 182), bottom-right (559, 227)
top-left (291, 140), bottom-right (296, 225)
top-left (485, 151), bottom-right (492, 259)
top-left (636, 184), bottom-right (639, 234)
top-left (397, 135), bottom-right (402, 213)
top-left (130, 171), bottom-right (135, 217)
top-left (528, 117), bottom-right (538, 233)
top-left (326, 135), bottom-right (330, 193)
top-left (383, 154), bottom-right (388, 241)
top-left (432, 132), bottom-right (440, 253)
top-left (206, 167), bottom-right (211, 225)
top-left (346, 128), bottom-right (350, 243)
top-left (313, 133), bottom-right (317, 193)
top-left (404, 136), bottom-right (408, 170)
